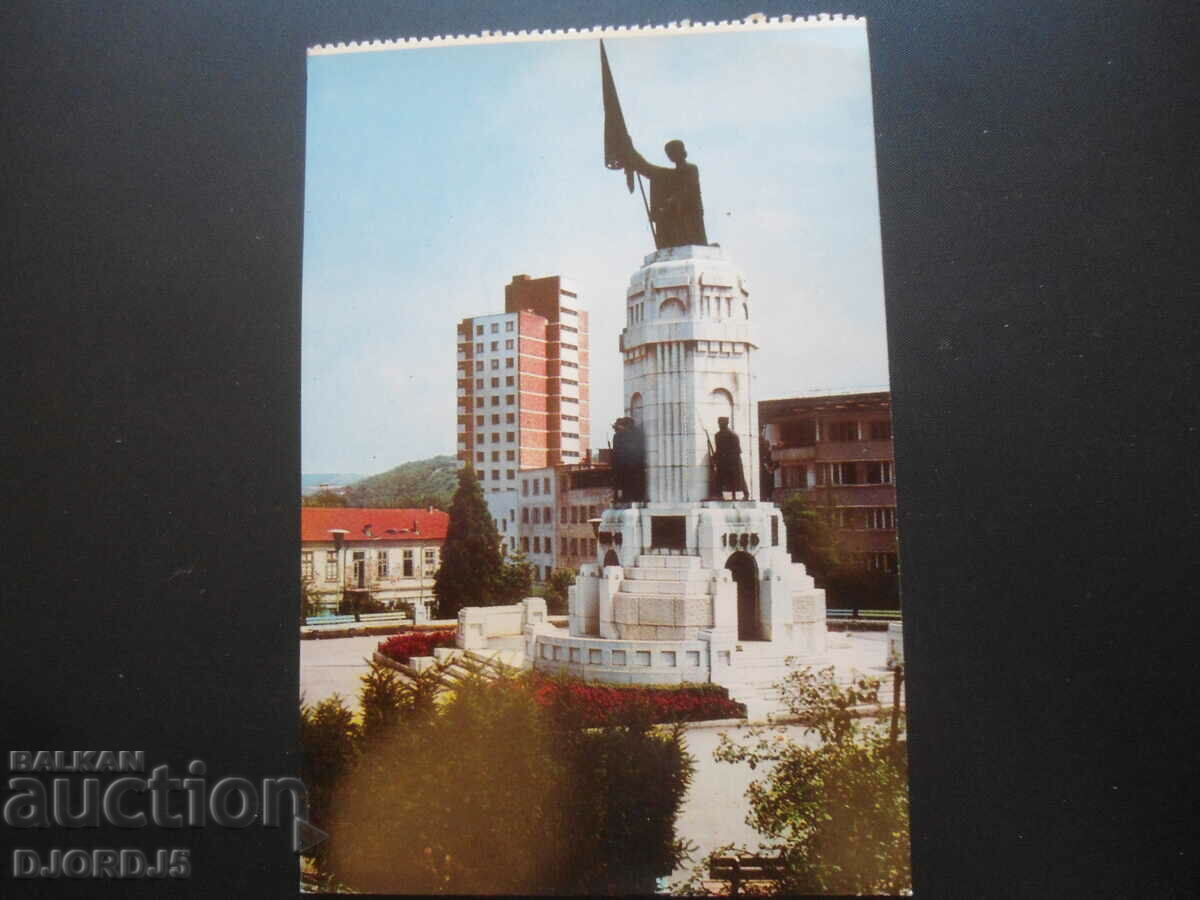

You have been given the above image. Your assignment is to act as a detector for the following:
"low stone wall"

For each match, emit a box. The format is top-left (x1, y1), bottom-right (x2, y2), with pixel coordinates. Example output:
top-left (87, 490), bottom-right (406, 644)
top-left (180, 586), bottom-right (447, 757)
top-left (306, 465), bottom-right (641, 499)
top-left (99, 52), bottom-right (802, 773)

top-left (532, 632), bottom-right (709, 685)
top-left (301, 619), bottom-right (458, 641)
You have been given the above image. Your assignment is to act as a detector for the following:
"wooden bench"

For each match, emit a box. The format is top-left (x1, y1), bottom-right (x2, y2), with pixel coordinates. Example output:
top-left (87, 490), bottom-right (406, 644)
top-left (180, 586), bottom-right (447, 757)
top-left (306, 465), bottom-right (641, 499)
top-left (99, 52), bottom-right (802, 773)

top-left (708, 855), bottom-right (785, 893)
top-left (304, 614), bottom-right (356, 626)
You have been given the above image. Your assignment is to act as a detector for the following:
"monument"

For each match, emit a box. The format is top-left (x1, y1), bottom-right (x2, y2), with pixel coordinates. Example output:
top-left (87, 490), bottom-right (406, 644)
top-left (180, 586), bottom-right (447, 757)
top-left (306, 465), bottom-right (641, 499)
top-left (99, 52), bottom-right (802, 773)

top-left (520, 43), bottom-right (829, 698)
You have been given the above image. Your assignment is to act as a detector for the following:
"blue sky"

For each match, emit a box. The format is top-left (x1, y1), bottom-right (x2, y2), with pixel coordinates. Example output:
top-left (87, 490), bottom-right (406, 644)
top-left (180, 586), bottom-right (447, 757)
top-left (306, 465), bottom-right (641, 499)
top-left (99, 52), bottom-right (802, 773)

top-left (302, 23), bottom-right (887, 475)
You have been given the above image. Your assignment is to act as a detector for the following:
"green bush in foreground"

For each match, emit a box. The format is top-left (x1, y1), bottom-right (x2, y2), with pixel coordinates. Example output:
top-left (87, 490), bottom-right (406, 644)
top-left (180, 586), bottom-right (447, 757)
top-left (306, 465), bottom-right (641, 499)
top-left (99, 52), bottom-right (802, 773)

top-left (301, 662), bottom-right (695, 895)
top-left (676, 665), bottom-right (911, 896)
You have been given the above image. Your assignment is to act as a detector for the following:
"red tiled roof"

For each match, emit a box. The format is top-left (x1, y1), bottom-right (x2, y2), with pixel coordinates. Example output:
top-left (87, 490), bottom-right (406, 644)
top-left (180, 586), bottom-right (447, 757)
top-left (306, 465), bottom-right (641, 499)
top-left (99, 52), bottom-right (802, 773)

top-left (300, 507), bottom-right (449, 543)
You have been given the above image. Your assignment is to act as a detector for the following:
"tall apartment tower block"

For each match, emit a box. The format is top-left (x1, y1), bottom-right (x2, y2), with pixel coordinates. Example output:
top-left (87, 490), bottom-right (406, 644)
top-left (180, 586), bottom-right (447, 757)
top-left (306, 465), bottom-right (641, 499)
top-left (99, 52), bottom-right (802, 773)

top-left (456, 275), bottom-right (590, 493)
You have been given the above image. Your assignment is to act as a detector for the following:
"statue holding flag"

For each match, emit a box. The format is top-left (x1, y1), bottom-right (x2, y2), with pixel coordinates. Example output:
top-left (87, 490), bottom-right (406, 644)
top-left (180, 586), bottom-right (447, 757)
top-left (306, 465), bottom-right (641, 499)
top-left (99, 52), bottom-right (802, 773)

top-left (601, 42), bottom-right (709, 250)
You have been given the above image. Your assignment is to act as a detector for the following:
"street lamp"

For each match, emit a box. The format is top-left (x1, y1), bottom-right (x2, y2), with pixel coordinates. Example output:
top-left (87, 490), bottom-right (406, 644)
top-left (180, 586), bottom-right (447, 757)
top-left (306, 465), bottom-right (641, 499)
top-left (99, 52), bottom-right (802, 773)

top-left (329, 529), bottom-right (348, 616)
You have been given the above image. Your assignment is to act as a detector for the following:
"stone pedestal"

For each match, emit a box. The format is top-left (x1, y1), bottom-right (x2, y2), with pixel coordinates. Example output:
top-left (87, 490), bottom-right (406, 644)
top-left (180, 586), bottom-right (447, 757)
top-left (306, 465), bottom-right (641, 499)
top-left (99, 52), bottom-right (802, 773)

top-left (529, 245), bottom-right (829, 690)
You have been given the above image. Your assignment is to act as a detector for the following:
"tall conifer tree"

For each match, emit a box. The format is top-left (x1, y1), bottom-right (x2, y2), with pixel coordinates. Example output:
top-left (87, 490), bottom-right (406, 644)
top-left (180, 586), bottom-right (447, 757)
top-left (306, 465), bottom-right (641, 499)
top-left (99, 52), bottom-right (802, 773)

top-left (434, 465), bottom-right (502, 618)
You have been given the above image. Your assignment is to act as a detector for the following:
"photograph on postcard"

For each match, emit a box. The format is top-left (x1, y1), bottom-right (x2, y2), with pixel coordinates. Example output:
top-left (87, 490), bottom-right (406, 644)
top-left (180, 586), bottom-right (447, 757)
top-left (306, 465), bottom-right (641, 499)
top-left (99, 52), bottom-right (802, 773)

top-left (297, 15), bottom-right (908, 895)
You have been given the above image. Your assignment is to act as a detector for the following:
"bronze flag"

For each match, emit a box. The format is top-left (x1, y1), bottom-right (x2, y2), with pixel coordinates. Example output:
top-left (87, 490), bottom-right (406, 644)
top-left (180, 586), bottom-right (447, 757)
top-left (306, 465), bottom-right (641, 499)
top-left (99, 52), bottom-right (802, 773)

top-left (600, 41), bottom-right (636, 193)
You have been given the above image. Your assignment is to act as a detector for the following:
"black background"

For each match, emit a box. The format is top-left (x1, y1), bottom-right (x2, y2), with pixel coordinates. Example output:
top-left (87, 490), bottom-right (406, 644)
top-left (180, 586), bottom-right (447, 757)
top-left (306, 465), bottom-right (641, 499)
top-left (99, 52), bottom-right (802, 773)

top-left (2, 1), bottom-right (1197, 896)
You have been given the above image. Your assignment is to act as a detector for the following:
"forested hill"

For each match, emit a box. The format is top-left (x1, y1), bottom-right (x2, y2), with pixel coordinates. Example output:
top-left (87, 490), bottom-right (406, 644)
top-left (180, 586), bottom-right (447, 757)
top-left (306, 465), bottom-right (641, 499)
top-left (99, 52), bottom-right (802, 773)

top-left (340, 455), bottom-right (460, 510)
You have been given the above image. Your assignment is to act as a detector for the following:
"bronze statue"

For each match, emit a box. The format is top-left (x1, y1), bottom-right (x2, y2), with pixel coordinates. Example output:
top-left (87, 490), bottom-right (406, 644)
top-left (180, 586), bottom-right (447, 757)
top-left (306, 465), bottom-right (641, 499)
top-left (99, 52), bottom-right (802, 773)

top-left (611, 416), bottom-right (647, 504)
top-left (714, 417), bottom-right (749, 500)
top-left (601, 42), bottom-right (709, 250)
top-left (759, 433), bottom-right (777, 501)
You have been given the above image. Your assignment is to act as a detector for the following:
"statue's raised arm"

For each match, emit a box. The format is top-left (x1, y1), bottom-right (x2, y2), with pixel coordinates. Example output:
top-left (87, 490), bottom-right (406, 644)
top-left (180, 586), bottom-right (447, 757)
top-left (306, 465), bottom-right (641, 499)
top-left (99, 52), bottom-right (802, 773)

top-left (601, 42), bottom-right (709, 250)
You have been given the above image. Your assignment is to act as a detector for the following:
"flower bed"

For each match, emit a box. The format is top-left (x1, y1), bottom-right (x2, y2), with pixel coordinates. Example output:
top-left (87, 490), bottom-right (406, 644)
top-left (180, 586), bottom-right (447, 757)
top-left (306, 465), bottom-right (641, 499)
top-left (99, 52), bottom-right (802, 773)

top-left (529, 675), bottom-right (745, 725)
top-left (377, 629), bottom-right (458, 664)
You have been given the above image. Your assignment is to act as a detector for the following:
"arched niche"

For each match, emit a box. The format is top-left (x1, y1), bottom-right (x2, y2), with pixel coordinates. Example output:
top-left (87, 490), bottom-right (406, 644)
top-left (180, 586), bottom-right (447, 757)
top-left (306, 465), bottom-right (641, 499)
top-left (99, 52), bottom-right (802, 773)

top-left (658, 297), bottom-right (687, 320)
top-left (725, 551), bottom-right (761, 641)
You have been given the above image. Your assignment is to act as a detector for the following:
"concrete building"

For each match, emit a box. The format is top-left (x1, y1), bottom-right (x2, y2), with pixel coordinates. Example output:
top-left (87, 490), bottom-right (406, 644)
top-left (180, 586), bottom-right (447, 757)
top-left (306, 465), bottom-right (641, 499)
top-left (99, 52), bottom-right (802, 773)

top-left (456, 274), bottom-right (590, 494)
top-left (301, 507), bottom-right (448, 617)
top-left (484, 458), bottom-right (612, 582)
top-left (759, 391), bottom-right (897, 574)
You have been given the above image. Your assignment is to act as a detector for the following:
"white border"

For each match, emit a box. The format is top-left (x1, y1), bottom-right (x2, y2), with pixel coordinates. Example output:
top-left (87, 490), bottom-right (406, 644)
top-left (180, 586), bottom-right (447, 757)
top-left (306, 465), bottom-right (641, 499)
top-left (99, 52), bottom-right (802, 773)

top-left (308, 12), bottom-right (865, 55)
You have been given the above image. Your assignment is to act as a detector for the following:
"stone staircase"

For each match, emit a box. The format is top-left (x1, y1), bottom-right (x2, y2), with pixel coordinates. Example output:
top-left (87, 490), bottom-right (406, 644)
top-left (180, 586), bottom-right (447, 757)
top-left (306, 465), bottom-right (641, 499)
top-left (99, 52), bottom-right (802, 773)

top-left (375, 646), bottom-right (527, 694)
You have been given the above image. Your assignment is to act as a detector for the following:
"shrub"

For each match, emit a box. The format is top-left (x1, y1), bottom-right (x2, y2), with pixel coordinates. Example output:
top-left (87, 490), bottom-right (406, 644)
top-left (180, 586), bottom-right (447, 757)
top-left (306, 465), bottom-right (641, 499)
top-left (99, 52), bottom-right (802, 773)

top-left (530, 674), bottom-right (745, 726)
top-left (376, 629), bottom-right (457, 664)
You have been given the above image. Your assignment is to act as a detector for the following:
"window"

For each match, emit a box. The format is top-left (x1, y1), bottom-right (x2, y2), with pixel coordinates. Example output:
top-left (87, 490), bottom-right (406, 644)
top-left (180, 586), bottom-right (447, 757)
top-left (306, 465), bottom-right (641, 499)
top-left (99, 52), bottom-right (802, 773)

top-left (865, 461), bottom-right (894, 484)
top-left (491, 396), bottom-right (499, 406)
top-left (491, 341), bottom-right (498, 351)
top-left (424, 548), bottom-right (437, 569)
top-left (521, 536), bottom-right (529, 553)
top-left (325, 551), bottom-right (338, 581)
top-left (475, 452), bottom-right (484, 462)
top-left (478, 470), bottom-right (486, 480)
top-left (561, 537), bottom-right (569, 554)
top-left (561, 507), bottom-right (568, 523)
top-left (588, 506), bottom-right (598, 519)
top-left (532, 507), bottom-right (540, 524)
top-left (475, 342), bottom-right (483, 353)
top-left (522, 480), bottom-right (529, 496)
top-left (476, 325), bottom-right (483, 335)
top-left (492, 469), bottom-right (500, 481)
top-left (506, 413), bottom-right (515, 424)
top-left (533, 536), bottom-right (541, 553)
top-left (506, 450), bottom-right (515, 461)
top-left (505, 394), bottom-right (515, 405)
top-left (475, 415), bottom-right (484, 426)
top-left (474, 361), bottom-right (483, 371)
top-left (533, 480), bottom-right (540, 496)
top-left (544, 477), bottom-right (550, 493)
top-left (475, 397), bottom-right (483, 408)
top-left (491, 433), bottom-right (500, 443)
top-left (376, 550), bottom-right (389, 578)
top-left (491, 451), bottom-right (499, 461)
top-left (491, 377), bottom-right (499, 388)
top-left (505, 358), bottom-right (514, 369)
top-left (784, 465), bottom-right (806, 488)
top-left (490, 323), bottom-right (498, 333)
top-left (505, 376), bottom-right (514, 386)
top-left (870, 421), bottom-right (892, 440)
top-left (402, 550), bottom-right (414, 577)
top-left (521, 507), bottom-right (529, 523)
top-left (570, 537), bottom-right (579, 556)
top-left (506, 469), bottom-right (514, 480)
top-left (505, 339), bottom-right (514, 349)
top-left (490, 359), bottom-right (499, 370)
top-left (475, 378), bottom-right (483, 389)
top-left (828, 421), bottom-right (858, 442)
top-left (506, 431), bottom-right (515, 442)
top-left (488, 414), bottom-right (497, 425)
top-left (505, 321), bottom-right (514, 332)
top-left (780, 420), bottom-right (817, 446)
top-left (867, 507), bottom-right (897, 529)
top-left (831, 462), bottom-right (858, 485)
top-left (301, 550), bottom-right (313, 579)
top-left (867, 552), bottom-right (898, 574)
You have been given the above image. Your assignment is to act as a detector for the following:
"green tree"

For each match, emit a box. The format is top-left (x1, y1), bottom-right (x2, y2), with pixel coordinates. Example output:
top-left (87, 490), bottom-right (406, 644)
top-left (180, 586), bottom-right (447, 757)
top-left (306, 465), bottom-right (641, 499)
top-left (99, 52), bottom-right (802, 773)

top-left (298, 694), bottom-right (359, 871)
top-left (303, 488), bottom-right (348, 507)
top-left (682, 665), bottom-right (910, 895)
top-left (314, 672), bottom-right (693, 894)
top-left (433, 465), bottom-right (502, 618)
top-left (300, 575), bottom-right (321, 619)
top-left (544, 567), bottom-right (577, 615)
top-left (495, 548), bottom-right (536, 605)
top-left (779, 493), bottom-right (841, 580)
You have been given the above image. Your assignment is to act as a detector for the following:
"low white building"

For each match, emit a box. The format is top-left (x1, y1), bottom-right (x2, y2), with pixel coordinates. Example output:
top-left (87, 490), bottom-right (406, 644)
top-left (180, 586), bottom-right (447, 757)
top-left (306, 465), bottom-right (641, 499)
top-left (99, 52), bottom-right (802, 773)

top-left (301, 507), bottom-right (448, 618)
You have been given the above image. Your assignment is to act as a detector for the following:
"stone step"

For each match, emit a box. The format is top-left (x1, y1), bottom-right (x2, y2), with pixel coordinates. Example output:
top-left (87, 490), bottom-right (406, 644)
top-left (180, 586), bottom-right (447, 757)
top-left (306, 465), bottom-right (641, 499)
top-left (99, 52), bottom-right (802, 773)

top-left (619, 577), bottom-right (711, 596)
top-left (623, 567), bottom-right (714, 584)
top-left (635, 554), bottom-right (702, 570)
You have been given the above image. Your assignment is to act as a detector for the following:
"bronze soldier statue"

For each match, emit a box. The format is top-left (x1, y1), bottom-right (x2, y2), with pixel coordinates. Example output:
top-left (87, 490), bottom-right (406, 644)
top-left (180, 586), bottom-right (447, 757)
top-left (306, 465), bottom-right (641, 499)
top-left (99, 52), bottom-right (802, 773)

top-left (714, 417), bottom-right (749, 500)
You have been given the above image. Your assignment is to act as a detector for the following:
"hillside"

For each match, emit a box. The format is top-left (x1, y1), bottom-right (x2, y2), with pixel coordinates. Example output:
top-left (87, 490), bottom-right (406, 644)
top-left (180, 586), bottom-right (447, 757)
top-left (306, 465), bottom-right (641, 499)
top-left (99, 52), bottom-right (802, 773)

top-left (341, 455), bottom-right (460, 510)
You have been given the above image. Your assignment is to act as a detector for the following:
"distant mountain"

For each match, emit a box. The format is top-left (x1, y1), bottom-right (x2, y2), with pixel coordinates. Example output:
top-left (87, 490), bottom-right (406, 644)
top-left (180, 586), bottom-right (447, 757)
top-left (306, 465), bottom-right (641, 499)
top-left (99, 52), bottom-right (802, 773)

top-left (301, 473), bottom-right (365, 495)
top-left (340, 455), bottom-right (460, 510)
